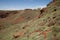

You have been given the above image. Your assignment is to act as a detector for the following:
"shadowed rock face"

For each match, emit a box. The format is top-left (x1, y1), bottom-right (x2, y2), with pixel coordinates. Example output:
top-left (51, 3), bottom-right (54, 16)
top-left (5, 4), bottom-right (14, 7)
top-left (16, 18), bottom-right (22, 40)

top-left (0, 13), bottom-right (9, 18)
top-left (53, 0), bottom-right (59, 2)
top-left (0, 11), bottom-right (18, 18)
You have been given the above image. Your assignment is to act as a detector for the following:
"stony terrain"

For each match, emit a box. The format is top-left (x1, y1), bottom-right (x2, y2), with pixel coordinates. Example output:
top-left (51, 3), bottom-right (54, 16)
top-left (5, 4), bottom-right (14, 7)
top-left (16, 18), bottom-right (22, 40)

top-left (0, 0), bottom-right (60, 40)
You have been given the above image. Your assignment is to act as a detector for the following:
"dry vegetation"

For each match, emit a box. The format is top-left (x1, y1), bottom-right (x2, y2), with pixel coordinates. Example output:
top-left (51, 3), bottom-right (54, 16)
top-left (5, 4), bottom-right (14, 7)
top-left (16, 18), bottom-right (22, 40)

top-left (0, 0), bottom-right (60, 40)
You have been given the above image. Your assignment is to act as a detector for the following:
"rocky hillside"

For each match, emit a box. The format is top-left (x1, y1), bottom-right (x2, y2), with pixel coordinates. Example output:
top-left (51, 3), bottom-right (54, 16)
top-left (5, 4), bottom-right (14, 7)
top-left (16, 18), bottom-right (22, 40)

top-left (0, 9), bottom-right (40, 30)
top-left (0, 0), bottom-right (60, 40)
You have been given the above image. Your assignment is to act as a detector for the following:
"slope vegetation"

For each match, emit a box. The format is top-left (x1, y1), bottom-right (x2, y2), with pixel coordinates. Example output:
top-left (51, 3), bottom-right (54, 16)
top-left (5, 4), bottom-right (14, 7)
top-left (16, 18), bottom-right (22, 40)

top-left (0, 0), bottom-right (60, 40)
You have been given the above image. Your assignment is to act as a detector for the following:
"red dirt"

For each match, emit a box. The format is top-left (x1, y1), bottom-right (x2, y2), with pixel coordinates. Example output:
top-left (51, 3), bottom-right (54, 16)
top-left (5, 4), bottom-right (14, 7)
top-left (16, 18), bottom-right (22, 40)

top-left (41, 31), bottom-right (47, 39)
top-left (27, 30), bottom-right (42, 37)
top-left (12, 16), bottom-right (24, 24)
top-left (27, 28), bottom-right (51, 39)
top-left (36, 14), bottom-right (40, 18)
top-left (13, 31), bottom-right (24, 38)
